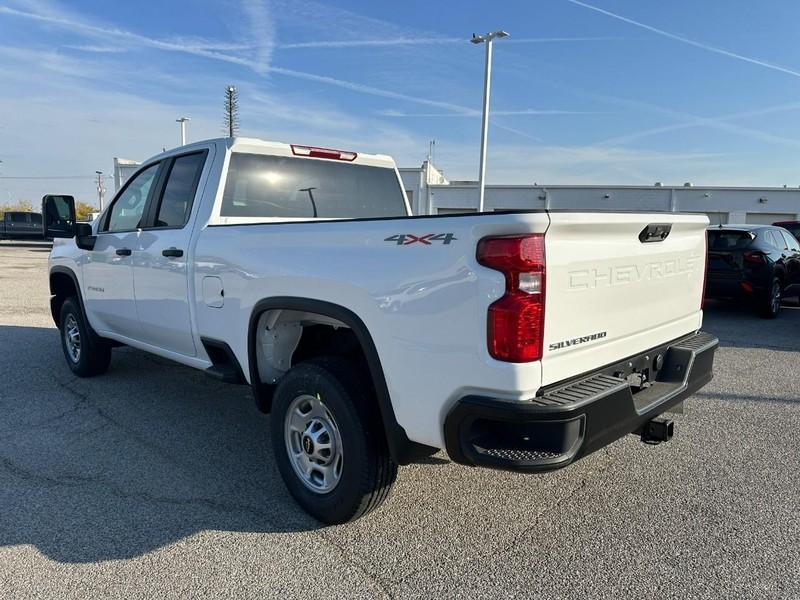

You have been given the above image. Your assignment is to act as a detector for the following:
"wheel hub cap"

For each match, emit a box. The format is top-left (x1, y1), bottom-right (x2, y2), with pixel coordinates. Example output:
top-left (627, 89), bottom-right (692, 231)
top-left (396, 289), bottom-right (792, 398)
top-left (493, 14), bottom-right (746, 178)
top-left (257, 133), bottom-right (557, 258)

top-left (285, 395), bottom-right (343, 493)
top-left (64, 314), bottom-right (81, 363)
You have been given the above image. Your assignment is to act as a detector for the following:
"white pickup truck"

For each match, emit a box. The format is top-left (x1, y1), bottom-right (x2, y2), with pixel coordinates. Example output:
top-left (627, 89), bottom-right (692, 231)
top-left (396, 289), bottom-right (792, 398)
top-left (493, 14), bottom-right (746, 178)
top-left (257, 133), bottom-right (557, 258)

top-left (44, 137), bottom-right (718, 523)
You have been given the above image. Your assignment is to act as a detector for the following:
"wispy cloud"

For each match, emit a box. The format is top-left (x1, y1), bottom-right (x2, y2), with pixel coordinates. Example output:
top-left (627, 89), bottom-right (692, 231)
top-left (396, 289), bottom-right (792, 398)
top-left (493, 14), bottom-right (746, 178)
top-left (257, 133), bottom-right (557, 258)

top-left (505, 36), bottom-right (625, 44)
top-left (595, 102), bottom-right (800, 147)
top-left (65, 44), bottom-right (126, 53)
top-left (279, 35), bottom-right (623, 49)
top-left (280, 37), bottom-right (461, 49)
top-left (0, 4), bottom-right (475, 115)
top-left (585, 90), bottom-right (800, 150)
top-left (565, 0), bottom-right (800, 79)
top-left (241, 0), bottom-right (275, 73)
top-left (378, 108), bottom-right (596, 118)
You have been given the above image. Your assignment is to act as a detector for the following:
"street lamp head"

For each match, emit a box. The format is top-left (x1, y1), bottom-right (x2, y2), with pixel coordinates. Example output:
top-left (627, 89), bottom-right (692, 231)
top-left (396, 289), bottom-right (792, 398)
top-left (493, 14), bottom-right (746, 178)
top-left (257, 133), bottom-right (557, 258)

top-left (471, 30), bottom-right (509, 44)
top-left (176, 116), bottom-right (190, 123)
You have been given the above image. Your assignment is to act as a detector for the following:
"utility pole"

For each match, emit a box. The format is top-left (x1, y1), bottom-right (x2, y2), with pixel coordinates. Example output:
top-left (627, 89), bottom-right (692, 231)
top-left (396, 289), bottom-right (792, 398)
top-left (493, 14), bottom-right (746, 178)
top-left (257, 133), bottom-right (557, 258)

top-left (176, 117), bottom-right (190, 146)
top-left (95, 171), bottom-right (106, 211)
top-left (471, 30), bottom-right (508, 212)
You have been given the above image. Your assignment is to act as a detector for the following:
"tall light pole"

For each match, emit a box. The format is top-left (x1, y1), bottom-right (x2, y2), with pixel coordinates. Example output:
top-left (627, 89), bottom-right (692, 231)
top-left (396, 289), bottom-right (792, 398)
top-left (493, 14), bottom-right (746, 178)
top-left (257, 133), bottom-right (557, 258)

top-left (176, 117), bottom-right (190, 146)
top-left (95, 171), bottom-right (106, 211)
top-left (471, 30), bottom-right (508, 212)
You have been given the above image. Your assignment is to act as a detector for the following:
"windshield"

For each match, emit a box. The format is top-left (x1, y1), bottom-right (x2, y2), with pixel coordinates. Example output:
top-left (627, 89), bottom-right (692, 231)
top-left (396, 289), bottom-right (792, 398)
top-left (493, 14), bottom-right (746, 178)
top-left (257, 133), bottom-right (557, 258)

top-left (221, 153), bottom-right (407, 219)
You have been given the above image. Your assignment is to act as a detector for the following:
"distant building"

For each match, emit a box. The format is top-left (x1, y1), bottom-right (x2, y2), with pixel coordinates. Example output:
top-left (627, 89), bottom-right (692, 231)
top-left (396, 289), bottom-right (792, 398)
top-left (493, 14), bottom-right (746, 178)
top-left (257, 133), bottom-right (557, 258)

top-left (112, 157), bottom-right (141, 192)
top-left (399, 163), bottom-right (800, 224)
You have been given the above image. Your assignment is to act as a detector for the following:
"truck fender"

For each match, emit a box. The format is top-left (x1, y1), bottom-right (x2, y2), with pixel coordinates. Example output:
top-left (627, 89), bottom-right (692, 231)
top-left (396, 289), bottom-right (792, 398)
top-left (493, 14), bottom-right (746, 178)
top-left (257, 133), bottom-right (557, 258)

top-left (247, 297), bottom-right (435, 465)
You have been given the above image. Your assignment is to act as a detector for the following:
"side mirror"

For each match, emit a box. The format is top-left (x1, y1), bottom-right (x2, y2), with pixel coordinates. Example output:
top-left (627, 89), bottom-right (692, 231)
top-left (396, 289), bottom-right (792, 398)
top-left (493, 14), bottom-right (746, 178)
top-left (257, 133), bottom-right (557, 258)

top-left (42, 194), bottom-right (76, 238)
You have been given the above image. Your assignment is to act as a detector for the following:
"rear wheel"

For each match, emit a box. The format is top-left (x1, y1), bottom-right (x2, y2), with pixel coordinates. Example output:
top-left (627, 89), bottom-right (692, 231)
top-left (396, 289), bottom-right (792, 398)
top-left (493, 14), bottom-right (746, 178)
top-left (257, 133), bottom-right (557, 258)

top-left (759, 278), bottom-right (782, 319)
top-left (270, 357), bottom-right (397, 524)
top-left (59, 297), bottom-right (112, 376)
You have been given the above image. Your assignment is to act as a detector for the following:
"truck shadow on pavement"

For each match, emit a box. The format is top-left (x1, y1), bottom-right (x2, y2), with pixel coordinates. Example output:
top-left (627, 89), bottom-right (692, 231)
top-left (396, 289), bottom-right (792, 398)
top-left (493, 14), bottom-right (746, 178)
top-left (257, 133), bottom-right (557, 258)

top-left (0, 325), bottom-right (323, 563)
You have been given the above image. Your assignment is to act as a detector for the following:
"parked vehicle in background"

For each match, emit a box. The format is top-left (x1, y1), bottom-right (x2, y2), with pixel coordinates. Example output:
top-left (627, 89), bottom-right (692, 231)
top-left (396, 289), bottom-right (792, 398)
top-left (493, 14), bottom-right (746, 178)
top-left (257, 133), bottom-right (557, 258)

top-left (772, 220), bottom-right (800, 241)
top-left (43, 137), bottom-right (717, 523)
top-left (0, 211), bottom-right (44, 240)
top-left (706, 224), bottom-right (800, 318)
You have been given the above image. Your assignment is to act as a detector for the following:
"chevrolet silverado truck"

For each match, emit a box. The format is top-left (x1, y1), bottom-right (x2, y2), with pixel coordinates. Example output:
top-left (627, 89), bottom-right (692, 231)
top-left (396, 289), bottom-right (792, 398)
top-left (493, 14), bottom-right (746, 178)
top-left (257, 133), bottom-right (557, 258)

top-left (44, 137), bottom-right (718, 523)
top-left (0, 211), bottom-right (45, 240)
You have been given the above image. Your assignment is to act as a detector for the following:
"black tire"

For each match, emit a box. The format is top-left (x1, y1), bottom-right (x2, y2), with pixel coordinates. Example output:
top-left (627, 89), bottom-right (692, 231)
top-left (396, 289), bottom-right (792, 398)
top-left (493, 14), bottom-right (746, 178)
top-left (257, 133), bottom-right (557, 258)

top-left (59, 297), bottom-right (112, 377)
top-left (759, 277), bottom-right (782, 319)
top-left (270, 357), bottom-right (397, 524)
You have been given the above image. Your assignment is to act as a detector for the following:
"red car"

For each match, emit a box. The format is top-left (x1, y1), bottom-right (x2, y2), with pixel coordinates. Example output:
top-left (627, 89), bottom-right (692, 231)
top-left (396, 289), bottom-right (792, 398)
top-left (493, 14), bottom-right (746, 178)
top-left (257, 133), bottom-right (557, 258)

top-left (773, 221), bottom-right (800, 241)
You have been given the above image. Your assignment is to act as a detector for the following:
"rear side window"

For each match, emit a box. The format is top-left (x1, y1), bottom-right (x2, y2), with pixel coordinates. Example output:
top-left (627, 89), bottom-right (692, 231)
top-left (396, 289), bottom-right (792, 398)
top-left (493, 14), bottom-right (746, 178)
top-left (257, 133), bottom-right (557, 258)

top-left (769, 229), bottom-right (788, 250)
top-left (153, 152), bottom-right (206, 228)
top-left (220, 153), bottom-right (406, 219)
top-left (780, 230), bottom-right (800, 251)
top-left (9, 213), bottom-right (27, 223)
top-left (708, 230), bottom-right (752, 250)
top-left (764, 230), bottom-right (782, 249)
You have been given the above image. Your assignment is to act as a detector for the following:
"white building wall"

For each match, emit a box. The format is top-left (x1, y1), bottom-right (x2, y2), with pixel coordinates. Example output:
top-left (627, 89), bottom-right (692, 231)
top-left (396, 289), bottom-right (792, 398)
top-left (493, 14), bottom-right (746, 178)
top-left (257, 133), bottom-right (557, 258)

top-left (398, 164), bottom-right (800, 223)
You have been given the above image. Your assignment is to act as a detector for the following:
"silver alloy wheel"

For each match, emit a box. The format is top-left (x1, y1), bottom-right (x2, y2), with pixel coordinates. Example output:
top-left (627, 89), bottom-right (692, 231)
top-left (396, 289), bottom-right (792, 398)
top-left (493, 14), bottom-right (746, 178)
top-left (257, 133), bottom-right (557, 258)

top-left (771, 281), bottom-right (782, 314)
top-left (284, 394), bottom-right (343, 494)
top-left (64, 313), bottom-right (81, 363)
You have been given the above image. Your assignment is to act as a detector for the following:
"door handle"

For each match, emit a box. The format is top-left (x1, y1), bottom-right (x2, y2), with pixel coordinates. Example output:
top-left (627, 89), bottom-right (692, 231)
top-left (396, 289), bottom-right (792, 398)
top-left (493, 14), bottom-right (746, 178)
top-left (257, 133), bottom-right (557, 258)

top-left (115, 248), bottom-right (132, 256)
top-left (162, 247), bottom-right (184, 258)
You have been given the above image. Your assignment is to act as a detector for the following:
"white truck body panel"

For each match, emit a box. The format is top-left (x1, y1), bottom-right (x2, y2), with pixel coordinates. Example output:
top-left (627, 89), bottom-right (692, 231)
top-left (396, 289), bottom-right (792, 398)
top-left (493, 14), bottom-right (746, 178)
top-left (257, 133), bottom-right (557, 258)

top-left (48, 137), bottom-right (709, 450)
top-left (541, 212), bottom-right (707, 385)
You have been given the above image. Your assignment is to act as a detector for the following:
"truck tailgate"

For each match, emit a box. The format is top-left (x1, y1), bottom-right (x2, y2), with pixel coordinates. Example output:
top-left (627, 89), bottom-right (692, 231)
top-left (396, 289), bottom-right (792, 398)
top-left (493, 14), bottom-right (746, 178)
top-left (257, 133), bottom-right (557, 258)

top-left (541, 212), bottom-right (707, 386)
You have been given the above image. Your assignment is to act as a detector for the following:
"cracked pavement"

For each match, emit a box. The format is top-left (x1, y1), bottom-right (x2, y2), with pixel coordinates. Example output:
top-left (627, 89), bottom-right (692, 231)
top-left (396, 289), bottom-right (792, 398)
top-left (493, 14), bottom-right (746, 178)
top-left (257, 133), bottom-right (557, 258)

top-left (0, 241), bottom-right (798, 599)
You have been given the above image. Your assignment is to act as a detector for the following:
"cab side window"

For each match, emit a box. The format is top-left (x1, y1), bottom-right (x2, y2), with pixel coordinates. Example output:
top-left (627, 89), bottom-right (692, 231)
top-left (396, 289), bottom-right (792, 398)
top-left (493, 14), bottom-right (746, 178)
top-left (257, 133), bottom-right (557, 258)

top-left (152, 152), bottom-right (206, 228)
top-left (103, 163), bottom-right (160, 232)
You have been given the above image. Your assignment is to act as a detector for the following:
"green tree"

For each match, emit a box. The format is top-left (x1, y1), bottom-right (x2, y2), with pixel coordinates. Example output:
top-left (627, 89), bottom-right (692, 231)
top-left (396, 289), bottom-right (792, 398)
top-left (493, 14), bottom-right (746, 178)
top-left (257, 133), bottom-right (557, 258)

top-left (0, 200), bottom-right (34, 218)
top-left (75, 202), bottom-right (96, 222)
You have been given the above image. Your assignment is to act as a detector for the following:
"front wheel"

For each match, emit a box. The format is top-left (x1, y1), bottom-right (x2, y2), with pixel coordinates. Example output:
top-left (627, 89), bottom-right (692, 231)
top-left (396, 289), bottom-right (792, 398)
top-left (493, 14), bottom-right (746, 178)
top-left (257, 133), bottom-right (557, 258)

top-left (270, 357), bottom-right (397, 524)
top-left (759, 278), bottom-right (782, 319)
top-left (59, 297), bottom-right (112, 376)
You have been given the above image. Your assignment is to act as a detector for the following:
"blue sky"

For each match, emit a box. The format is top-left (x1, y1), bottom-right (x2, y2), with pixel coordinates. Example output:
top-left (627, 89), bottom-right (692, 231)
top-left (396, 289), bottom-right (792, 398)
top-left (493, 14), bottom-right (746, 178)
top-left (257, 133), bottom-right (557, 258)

top-left (3, 0), bottom-right (800, 206)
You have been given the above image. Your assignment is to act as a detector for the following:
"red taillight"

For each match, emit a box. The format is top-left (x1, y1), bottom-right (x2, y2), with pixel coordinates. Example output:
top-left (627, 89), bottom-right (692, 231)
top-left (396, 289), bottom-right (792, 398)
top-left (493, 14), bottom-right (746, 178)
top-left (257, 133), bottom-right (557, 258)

top-left (477, 234), bottom-right (545, 362)
top-left (743, 251), bottom-right (765, 265)
top-left (291, 144), bottom-right (357, 161)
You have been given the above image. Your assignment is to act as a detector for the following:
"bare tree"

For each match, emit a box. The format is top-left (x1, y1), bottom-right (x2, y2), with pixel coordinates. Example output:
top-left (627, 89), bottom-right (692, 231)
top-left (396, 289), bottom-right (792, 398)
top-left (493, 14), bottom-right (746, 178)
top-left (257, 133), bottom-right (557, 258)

top-left (223, 85), bottom-right (239, 137)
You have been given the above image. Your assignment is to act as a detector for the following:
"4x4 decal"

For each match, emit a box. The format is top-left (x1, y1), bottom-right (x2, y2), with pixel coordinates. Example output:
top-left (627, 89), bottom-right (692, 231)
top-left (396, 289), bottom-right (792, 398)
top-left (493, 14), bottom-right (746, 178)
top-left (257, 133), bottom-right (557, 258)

top-left (384, 233), bottom-right (457, 245)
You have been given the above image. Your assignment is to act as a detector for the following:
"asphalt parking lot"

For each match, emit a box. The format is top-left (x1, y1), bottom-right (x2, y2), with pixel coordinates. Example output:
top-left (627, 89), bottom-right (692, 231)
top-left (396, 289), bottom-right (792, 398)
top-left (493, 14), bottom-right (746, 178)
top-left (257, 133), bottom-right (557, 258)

top-left (0, 241), bottom-right (798, 599)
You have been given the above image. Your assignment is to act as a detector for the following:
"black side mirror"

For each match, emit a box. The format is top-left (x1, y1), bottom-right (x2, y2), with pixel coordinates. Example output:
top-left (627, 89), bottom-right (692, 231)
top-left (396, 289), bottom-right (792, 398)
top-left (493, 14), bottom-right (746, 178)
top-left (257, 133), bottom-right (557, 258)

top-left (42, 194), bottom-right (76, 238)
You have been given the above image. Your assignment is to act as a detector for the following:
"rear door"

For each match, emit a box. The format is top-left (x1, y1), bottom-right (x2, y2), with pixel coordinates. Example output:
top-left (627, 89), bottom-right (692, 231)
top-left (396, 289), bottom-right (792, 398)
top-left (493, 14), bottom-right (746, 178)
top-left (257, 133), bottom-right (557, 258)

top-left (29, 213), bottom-right (42, 237)
top-left (541, 212), bottom-right (708, 385)
top-left (84, 162), bottom-right (161, 336)
top-left (133, 149), bottom-right (210, 356)
top-left (8, 213), bottom-right (27, 237)
top-left (779, 229), bottom-right (800, 291)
